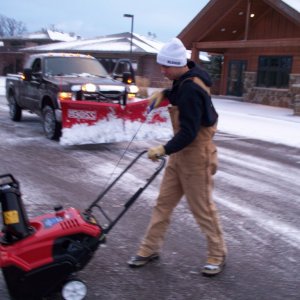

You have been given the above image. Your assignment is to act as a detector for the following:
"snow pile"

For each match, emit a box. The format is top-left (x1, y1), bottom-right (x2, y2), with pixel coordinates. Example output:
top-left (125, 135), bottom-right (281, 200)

top-left (214, 99), bottom-right (300, 148)
top-left (0, 77), bottom-right (5, 96)
top-left (60, 117), bottom-right (173, 146)
top-left (218, 110), bottom-right (300, 148)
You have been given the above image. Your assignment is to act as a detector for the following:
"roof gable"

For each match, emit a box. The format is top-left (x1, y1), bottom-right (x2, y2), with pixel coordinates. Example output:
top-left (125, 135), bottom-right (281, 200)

top-left (178, 0), bottom-right (300, 49)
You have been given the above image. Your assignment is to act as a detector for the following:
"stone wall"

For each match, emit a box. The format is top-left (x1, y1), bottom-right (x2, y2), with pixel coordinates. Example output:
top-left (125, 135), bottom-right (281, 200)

top-left (245, 87), bottom-right (291, 107)
top-left (243, 72), bottom-right (300, 112)
top-left (290, 74), bottom-right (300, 86)
top-left (291, 83), bottom-right (300, 116)
top-left (243, 71), bottom-right (256, 98)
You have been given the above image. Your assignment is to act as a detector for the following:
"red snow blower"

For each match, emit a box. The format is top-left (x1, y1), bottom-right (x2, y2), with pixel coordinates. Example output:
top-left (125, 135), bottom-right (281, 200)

top-left (0, 151), bottom-right (165, 300)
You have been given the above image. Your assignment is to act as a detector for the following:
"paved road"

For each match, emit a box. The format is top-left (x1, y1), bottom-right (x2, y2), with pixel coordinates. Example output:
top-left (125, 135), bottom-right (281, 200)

top-left (0, 96), bottom-right (299, 299)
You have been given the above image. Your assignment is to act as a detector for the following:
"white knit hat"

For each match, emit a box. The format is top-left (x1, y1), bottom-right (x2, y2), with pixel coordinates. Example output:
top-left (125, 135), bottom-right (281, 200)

top-left (157, 38), bottom-right (187, 67)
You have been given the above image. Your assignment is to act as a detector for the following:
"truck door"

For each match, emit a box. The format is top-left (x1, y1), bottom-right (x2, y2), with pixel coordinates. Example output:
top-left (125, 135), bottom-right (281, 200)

top-left (21, 58), bottom-right (43, 112)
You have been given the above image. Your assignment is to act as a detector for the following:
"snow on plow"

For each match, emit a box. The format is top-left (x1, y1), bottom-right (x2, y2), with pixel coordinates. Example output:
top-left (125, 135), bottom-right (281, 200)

top-left (59, 98), bottom-right (172, 146)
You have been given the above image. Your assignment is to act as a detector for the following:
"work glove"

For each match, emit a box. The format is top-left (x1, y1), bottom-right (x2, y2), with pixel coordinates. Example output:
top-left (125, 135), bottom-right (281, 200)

top-left (148, 145), bottom-right (166, 162)
top-left (148, 91), bottom-right (164, 112)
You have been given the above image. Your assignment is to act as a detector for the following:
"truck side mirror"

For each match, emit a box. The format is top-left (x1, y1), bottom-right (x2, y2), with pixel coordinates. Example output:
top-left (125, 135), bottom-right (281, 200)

top-left (122, 72), bottom-right (134, 84)
top-left (23, 68), bottom-right (32, 81)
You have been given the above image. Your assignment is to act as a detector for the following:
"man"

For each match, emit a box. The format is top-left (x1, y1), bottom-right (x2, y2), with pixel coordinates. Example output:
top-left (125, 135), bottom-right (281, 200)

top-left (128, 38), bottom-right (227, 276)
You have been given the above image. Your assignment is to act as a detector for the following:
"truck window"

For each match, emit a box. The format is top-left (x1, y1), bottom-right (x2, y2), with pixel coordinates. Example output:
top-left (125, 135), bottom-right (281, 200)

top-left (32, 59), bottom-right (42, 73)
top-left (114, 61), bottom-right (131, 76)
top-left (44, 57), bottom-right (109, 77)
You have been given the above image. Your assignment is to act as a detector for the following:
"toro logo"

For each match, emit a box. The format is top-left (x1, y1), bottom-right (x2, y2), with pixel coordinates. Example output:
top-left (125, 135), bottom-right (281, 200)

top-left (68, 109), bottom-right (97, 120)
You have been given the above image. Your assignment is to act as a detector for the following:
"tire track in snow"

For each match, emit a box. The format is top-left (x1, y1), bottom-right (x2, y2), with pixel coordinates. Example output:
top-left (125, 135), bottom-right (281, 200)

top-left (214, 194), bottom-right (300, 249)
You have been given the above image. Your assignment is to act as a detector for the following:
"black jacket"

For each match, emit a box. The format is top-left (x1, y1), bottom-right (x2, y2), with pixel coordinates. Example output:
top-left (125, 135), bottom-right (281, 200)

top-left (164, 61), bottom-right (218, 155)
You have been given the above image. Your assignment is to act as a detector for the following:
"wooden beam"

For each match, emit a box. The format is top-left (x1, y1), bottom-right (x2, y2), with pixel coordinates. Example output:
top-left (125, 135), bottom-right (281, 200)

top-left (191, 46), bottom-right (199, 63)
top-left (244, 0), bottom-right (251, 40)
top-left (194, 38), bottom-right (300, 50)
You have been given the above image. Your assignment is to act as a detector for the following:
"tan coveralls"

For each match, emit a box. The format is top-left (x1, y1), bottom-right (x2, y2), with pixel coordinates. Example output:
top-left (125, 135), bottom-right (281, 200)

top-left (137, 105), bottom-right (227, 260)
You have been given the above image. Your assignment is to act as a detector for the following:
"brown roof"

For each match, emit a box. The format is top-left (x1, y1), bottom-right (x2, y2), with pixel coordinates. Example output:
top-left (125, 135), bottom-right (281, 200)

top-left (178, 0), bottom-right (300, 50)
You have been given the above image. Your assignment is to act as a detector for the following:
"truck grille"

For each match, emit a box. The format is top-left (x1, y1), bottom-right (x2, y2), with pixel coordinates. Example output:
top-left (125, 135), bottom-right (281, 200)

top-left (80, 91), bottom-right (123, 103)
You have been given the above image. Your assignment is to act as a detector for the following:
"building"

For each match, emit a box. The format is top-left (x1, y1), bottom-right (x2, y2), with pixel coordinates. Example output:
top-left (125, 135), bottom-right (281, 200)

top-left (0, 30), bottom-right (78, 75)
top-left (178, 0), bottom-right (300, 111)
top-left (1, 31), bottom-right (210, 96)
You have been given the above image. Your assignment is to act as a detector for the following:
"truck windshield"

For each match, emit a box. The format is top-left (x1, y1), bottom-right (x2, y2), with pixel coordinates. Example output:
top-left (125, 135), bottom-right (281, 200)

top-left (44, 57), bottom-right (109, 77)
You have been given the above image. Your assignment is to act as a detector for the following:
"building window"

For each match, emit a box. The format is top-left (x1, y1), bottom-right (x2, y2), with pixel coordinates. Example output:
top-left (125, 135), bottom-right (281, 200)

top-left (256, 56), bottom-right (292, 88)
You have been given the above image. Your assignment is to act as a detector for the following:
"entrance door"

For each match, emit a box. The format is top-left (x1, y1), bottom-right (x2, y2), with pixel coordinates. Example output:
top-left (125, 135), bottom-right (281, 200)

top-left (227, 60), bottom-right (247, 96)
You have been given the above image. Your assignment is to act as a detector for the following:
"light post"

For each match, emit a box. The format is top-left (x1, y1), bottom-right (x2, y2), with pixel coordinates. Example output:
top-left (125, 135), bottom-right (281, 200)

top-left (123, 14), bottom-right (134, 59)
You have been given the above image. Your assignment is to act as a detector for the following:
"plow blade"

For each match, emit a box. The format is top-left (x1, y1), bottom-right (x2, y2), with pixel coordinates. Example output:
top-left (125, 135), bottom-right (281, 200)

top-left (59, 99), bottom-right (172, 145)
top-left (61, 99), bottom-right (168, 128)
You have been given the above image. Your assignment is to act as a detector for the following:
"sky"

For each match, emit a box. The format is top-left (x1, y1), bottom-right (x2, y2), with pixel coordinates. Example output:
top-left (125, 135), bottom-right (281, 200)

top-left (2, 0), bottom-right (300, 42)
top-left (1, 0), bottom-right (210, 42)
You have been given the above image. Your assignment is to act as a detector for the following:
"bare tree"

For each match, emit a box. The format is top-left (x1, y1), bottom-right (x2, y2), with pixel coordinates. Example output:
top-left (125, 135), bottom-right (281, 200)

top-left (41, 24), bottom-right (64, 33)
top-left (0, 14), bottom-right (27, 37)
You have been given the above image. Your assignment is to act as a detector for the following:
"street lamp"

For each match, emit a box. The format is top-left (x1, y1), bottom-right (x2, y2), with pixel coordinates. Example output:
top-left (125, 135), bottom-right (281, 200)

top-left (123, 14), bottom-right (134, 59)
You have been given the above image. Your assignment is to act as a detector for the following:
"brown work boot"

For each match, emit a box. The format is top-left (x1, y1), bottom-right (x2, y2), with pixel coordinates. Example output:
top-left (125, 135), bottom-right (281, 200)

top-left (202, 256), bottom-right (226, 276)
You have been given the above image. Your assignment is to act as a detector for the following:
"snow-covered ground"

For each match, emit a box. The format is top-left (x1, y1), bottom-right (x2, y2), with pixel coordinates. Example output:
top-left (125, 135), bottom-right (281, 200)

top-left (214, 98), bottom-right (300, 148)
top-left (60, 113), bottom-right (173, 146)
top-left (1, 76), bottom-right (299, 148)
top-left (0, 76), bottom-right (5, 96)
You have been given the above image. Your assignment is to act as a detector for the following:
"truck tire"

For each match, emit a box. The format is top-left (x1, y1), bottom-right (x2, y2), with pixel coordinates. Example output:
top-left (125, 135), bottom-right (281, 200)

top-left (8, 94), bottom-right (22, 121)
top-left (42, 105), bottom-right (62, 140)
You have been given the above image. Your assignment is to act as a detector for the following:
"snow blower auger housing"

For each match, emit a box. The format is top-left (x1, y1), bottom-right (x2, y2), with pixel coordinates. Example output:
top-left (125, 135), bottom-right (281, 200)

top-left (0, 151), bottom-right (166, 300)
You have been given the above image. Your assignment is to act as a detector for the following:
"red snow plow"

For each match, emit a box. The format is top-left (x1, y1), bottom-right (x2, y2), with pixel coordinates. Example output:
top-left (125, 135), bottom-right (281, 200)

top-left (60, 98), bottom-right (169, 128)
top-left (59, 97), bottom-right (172, 145)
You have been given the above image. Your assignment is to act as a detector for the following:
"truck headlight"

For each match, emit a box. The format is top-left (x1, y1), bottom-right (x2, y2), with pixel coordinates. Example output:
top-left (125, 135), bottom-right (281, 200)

top-left (82, 83), bottom-right (98, 92)
top-left (58, 92), bottom-right (73, 101)
top-left (128, 84), bottom-right (139, 94)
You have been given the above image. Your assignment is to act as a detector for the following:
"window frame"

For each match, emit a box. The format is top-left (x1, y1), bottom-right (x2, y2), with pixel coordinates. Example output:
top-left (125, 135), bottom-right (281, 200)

top-left (256, 55), bottom-right (292, 88)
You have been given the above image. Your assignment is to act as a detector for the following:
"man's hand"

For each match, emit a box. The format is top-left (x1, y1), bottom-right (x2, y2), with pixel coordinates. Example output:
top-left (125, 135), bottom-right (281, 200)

top-left (148, 91), bottom-right (164, 112)
top-left (148, 145), bottom-right (166, 161)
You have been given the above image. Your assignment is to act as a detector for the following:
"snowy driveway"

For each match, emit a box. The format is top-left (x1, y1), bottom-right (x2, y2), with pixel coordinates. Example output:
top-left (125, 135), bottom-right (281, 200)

top-left (0, 95), bottom-right (299, 299)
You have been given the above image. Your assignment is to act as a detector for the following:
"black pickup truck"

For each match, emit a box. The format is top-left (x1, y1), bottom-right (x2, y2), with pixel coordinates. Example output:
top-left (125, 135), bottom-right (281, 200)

top-left (6, 53), bottom-right (136, 140)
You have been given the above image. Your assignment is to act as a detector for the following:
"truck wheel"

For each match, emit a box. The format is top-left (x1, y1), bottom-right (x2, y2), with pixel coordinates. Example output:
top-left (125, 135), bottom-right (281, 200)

top-left (61, 279), bottom-right (87, 300)
top-left (42, 105), bottom-right (62, 140)
top-left (8, 94), bottom-right (22, 121)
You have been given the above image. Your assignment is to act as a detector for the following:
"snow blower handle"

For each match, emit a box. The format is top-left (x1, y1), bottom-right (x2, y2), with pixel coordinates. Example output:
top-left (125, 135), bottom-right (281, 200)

top-left (86, 150), bottom-right (166, 234)
top-left (147, 100), bottom-right (156, 114)
top-left (147, 91), bottom-right (165, 114)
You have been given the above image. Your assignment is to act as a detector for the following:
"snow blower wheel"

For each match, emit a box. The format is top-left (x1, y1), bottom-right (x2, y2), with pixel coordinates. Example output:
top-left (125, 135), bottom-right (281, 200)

top-left (61, 279), bottom-right (87, 300)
